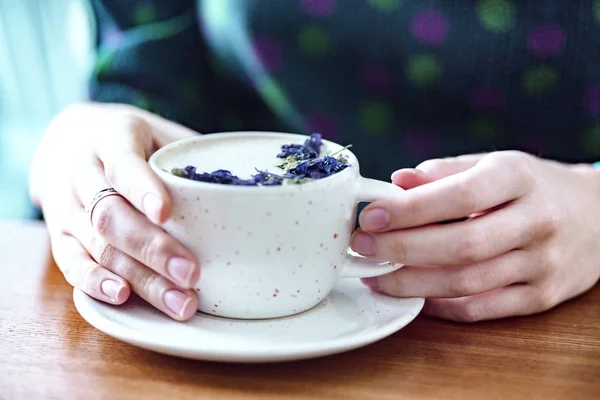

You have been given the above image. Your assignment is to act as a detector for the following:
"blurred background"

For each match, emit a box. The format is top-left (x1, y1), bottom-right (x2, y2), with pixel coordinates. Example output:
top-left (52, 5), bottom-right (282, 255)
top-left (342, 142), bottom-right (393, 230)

top-left (0, 0), bottom-right (95, 219)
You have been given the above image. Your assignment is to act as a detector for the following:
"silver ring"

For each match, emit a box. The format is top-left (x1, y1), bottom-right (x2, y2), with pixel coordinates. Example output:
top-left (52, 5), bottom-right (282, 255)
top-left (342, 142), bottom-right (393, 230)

top-left (86, 188), bottom-right (122, 225)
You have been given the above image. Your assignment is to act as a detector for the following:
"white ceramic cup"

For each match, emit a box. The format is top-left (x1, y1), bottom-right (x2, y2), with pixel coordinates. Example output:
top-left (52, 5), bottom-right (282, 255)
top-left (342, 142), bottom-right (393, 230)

top-left (149, 132), bottom-right (404, 319)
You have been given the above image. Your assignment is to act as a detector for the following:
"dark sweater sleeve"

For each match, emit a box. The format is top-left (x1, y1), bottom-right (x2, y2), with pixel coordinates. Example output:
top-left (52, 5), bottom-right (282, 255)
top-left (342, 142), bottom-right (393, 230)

top-left (88, 0), bottom-right (214, 132)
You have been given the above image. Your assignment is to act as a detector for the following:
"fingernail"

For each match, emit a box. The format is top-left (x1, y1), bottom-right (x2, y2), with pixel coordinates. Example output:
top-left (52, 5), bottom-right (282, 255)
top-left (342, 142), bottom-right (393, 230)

top-left (360, 208), bottom-right (390, 231)
top-left (351, 233), bottom-right (375, 256)
top-left (101, 279), bottom-right (126, 301)
top-left (361, 277), bottom-right (380, 291)
top-left (167, 257), bottom-right (196, 286)
top-left (164, 289), bottom-right (194, 318)
top-left (142, 193), bottom-right (162, 222)
top-left (391, 168), bottom-right (422, 181)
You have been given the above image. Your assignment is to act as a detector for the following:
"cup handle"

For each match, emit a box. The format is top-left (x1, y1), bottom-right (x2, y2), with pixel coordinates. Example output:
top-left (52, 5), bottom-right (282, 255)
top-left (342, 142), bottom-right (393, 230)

top-left (342, 177), bottom-right (405, 279)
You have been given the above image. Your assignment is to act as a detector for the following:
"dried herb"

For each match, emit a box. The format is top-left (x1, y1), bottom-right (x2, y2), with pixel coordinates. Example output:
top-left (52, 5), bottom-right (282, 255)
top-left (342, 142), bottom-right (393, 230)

top-left (170, 133), bottom-right (350, 186)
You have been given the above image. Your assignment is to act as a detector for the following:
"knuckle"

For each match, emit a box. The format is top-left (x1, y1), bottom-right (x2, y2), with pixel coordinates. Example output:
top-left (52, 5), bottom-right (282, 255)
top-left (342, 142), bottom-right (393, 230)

top-left (535, 204), bottom-right (561, 237)
top-left (140, 234), bottom-right (172, 267)
top-left (403, 196), bottom-right (425, 221)
top-left (387, 237), bottom-right (408, 263)
top-left (491, 151), bottom-right (535, 185)
top-left (121, 114), bottom-right (151, 138)
top-left (539, 247), bottom-right (561, 275)
top-left (455, 175), bottom-right (479, 212)
top-left (140, 272), bottom-right (161, 296)
top-left (416, 158), bottom-right (443, 172)
top-left (93, 202), bottom-right (115, 237)
top-left (454, 229), bottom-right (487, 264)
top-left (448, 268), bottom-right (481, 297)
top-left (81, 264), bottom-right (103, 290)
top-left (103, 163), bottom-right (118, 187)
top-left (530, 284), bottom-right (559, 311)
top-left (91, 236), bottom-right (116, 267)
top-left (454, 301), bottom-right (486, 323)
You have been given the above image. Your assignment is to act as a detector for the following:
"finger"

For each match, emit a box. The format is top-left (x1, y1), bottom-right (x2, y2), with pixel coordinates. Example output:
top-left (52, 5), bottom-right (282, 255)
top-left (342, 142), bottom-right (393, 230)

top-left (352, 202), bottom-right (548, 265)
top-left (75, 223), bottom-right (198, 321)
top-left (71, 190), bottom-right (200, 288)
top-left (361, 152), bottom-right (534, 232)
top-left (422, 284), bottom-right (549, 322)
top-left (97, 103), bottom-right (200, 147)
top-left (362, 250), bottom-right (533, 299)
top-left (391, 154), bottom-right (486, 186)
top-left (132, 107), bottom-right (200, 147)
top-left (95, 114), bottom-right (171, 224)
top-left (50, 232), bottom-right (130, 304)
top-left (389, 169), bottom-right (434, 190)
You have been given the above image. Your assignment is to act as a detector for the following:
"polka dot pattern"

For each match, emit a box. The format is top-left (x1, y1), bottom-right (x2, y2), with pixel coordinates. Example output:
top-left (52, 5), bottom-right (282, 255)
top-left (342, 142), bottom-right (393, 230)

top-left (523, 66), bottom-right (558, 95)
top-left (134, 2), bottom-right (157, 25)
top-left (410, 9), bottom-right (449, 46)
top-left (585, 84), bottom-right (600, 117)
top-left (360, 101), bottom-right (392, 134)
top-left (527, 24), bottom-right (566, 58)
top-left (89, 0), bottom-right (600, 191)
top-left (583, 125), bottom-right (600, 156)
top-left (368, 0), bottom-right (400, 13)
top-left (477, 0), bottom-right (515, 32)
top-left (298, 25), bottom-right (331, 55)
top-left (407, 54), bottom-right (442, 86)
top-left (300, 0), bottom-right (336, 17)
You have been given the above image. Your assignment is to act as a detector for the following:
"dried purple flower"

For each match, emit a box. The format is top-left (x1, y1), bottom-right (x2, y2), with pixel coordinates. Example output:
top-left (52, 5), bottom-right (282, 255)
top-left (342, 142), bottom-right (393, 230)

top-left (276, 133), bottom-right (323, 160)
top-left (170, 132), bottom-right (349, 186)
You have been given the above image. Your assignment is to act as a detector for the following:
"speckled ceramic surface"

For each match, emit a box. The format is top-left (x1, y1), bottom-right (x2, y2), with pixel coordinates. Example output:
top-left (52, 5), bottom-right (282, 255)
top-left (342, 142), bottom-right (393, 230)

top-left (73, 279), bottom-right (424, 363)
top-left (148, 132), bottom-right (405, 319)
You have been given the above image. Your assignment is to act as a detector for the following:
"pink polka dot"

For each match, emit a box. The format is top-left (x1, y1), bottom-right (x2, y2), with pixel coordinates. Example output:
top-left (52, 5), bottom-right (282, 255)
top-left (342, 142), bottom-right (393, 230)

top-left (300, 0), bottom-right (335, 17)
top-left (528, 24), bottom-right (566, 58)
top-left (405, 128), bottom-right (440, 158)
top-left (410, 10), bottom-right (449, 47)
top-left (307, 114), bottom-right (339, 141)
top-left (361, 66), bottom-right (392, 92)
top-left (253, 37), bottom-right (282, 72)
top-left (586, 84), bottom-right (600, 117)
top-left (470, 87), bottom-right (506, 113)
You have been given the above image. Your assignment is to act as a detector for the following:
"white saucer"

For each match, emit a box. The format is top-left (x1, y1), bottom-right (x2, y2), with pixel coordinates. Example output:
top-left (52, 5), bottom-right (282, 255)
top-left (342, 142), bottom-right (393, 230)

top-left (73, 279), bottom-right (424, 363)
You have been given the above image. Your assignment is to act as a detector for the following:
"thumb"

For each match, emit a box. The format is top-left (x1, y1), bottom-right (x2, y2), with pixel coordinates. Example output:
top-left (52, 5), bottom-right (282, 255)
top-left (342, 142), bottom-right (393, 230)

top-left (391, 153), bottom-right (487, 188)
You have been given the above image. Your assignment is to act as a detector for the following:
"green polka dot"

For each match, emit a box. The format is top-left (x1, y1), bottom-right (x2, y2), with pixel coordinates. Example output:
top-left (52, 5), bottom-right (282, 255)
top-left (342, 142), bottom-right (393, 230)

top-left (134, 2), bottom-right (157, 25)
top-left (523, 66), bottom-right (559, 95)
top-left (407, 54), bottom-right (442, 86)
top-left (583, 125), bottom-right (600, 156)
top-left (368, 0), bottom-right (400, 12)
top-left (359, 101), bottom-right (393, 134)
top-left (595, 1), bottom-right (600, 23)
top-left (469, 118), bottom-right (500, 141)
top-left (477, 0), bottom-right (515, 32)
top-left (298, 25), bottom-right (331, 56)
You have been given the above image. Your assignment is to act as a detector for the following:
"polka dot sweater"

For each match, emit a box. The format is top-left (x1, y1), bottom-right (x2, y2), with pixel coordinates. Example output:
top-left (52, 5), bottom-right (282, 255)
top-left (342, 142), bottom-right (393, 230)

top-left (89, 0), bottom-right (600, 180)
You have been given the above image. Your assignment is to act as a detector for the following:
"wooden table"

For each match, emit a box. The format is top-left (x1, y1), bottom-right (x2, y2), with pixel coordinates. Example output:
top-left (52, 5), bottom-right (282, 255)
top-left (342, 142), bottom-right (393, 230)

top-left (1, 220), bottom-right (599, 399)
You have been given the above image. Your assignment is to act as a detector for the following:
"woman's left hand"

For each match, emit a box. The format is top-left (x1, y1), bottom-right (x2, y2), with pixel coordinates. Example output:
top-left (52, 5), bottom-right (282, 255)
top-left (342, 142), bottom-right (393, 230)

top-left (351, 151), bottom-right (600, 322)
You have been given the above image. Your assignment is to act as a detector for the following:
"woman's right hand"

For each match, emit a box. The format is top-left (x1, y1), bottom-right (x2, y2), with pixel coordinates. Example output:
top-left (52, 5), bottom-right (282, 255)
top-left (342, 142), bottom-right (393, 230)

top-left (30, 102), bottom-right (201, 320)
